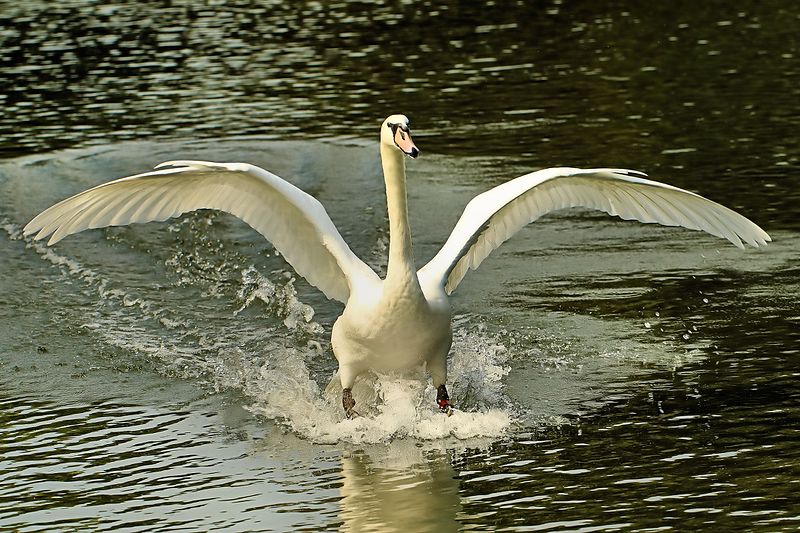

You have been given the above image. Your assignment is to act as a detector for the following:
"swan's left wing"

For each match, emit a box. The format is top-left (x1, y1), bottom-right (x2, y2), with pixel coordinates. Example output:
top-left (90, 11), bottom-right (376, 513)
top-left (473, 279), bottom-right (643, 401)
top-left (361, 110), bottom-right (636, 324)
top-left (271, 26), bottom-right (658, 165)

top-left (418, 167), bottom-right (771, 295)
top-left (24, 160), bottom-right (378, 303)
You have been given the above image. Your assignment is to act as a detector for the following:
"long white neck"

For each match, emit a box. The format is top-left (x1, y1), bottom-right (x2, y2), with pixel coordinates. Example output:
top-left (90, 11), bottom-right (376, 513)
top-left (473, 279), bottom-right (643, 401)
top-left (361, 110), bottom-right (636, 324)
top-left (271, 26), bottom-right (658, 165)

top-left (380, 143), bottom-right (417, 284)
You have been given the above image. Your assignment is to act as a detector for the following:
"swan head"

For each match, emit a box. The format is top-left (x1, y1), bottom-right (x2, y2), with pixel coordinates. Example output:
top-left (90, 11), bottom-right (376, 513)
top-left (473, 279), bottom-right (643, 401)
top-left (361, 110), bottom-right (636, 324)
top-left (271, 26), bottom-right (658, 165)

top-left (381, 114), bottom-right (419, 158)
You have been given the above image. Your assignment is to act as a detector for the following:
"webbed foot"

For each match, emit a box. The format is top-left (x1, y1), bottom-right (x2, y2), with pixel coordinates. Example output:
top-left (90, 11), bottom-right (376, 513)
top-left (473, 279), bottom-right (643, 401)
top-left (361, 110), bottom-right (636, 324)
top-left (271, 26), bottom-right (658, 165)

top-left (342, 387), bottom-right (359, 419)
top-left (437, 384), bottom-right (453, 416)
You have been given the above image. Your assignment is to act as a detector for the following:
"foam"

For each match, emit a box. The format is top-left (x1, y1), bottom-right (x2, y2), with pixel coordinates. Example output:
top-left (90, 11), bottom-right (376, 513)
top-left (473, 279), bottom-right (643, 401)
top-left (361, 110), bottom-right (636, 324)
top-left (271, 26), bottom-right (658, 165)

top-left (245, 322), bottom-right (515, 444)
top-left (7, 218), bottom-right (514, 443)
top-left (235, 265), bottom-right (323, 336)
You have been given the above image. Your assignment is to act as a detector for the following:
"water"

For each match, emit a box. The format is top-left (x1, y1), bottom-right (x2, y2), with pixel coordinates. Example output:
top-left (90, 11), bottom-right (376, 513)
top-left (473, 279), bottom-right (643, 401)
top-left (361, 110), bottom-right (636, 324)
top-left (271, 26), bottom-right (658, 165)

top-left (2, 1), bottom-right (799, 531)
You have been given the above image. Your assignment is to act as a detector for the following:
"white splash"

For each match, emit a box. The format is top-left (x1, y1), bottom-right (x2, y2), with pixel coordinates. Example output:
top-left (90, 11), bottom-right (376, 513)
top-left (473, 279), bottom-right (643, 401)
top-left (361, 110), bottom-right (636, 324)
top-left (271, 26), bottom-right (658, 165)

top-left (235, 265), bottom-right (323, 336)
top-left (6, 218), bottom-right (513, 444)
top-left (245, 319), bottom-right (515, 444)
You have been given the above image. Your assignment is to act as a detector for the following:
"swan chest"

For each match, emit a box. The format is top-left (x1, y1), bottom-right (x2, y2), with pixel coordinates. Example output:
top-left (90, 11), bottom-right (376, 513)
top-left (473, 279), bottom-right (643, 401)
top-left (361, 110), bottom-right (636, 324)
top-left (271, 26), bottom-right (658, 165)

top-left (331, 287), bottom-right (452, 374)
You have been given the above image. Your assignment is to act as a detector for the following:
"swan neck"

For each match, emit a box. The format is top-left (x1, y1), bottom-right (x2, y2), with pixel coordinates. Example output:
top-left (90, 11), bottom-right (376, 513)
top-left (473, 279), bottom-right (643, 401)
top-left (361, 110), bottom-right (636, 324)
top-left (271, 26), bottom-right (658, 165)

top-left (381, 144), bottom-right (416, 282)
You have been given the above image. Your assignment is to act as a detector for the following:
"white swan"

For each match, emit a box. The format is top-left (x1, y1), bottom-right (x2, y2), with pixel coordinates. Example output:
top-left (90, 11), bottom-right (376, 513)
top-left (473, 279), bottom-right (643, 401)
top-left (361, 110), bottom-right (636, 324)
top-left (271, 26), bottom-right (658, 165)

top-left (24, 114), bottom-right (770, 417)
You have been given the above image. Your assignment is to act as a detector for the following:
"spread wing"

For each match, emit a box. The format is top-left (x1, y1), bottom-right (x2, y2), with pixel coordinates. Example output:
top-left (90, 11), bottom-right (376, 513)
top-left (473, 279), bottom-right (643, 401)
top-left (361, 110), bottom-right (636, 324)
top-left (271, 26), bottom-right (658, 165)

top-left (418, 167), bottom-right (770, 294)
top-left (24, 160), bottom-right (378, 303)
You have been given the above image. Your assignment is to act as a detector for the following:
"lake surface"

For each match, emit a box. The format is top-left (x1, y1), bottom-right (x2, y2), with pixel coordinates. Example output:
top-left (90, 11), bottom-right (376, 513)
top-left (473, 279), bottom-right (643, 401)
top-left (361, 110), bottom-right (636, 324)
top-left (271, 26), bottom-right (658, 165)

top-left (1, 1), bottom-right (799, 531)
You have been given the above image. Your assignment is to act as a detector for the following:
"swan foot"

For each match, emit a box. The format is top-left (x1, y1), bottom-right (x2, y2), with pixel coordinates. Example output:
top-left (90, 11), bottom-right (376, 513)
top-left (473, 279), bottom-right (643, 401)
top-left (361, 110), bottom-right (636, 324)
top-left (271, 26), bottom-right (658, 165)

top-left (342, 388), bottom-right (359, 419)
top-left (437, 384), bottom-right (453, 416)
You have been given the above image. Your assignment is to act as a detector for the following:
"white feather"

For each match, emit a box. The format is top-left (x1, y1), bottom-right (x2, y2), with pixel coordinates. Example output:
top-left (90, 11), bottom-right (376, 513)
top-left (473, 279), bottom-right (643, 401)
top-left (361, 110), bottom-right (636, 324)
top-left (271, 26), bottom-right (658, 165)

top-left (24, 160), bottom-right (377, 303)
top-left (22, 118), bottom-right (771, 414)
top-left (417, 168), bottom-right (770, 294)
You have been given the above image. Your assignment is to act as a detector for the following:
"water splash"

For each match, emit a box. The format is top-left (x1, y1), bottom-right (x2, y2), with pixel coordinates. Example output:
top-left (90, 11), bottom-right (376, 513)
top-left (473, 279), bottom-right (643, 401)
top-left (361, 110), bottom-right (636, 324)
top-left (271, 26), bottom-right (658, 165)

top-left (247, 375), bottom-right (512, 444)
top-left (246, 319), bottom-right (515, 444)
top-left (6, 219), bottom-right (513, 443)
top-left (235, 265), bottom-right (323, 337)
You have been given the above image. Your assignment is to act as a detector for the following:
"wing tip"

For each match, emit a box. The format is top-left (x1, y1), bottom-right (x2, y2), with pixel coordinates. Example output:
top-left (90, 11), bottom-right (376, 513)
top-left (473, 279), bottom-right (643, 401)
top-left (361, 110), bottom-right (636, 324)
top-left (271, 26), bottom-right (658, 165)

top-left (46, 233), bottom-right (64, 246)
top-left (155, 160), bottom-right (252, 173)
top-left (23, 213), bottom-right (47, 236)
top-left (155, 160), bottom-right (199, 170)
top-left (736, 228), bottom-right (771, 249)
top-left (752, 234), bottom-right (771, 249)
top-left (24, 227), bottom-right (55, 244)
top-left (613, 168), bottom-right (648, 178)
top-left (746, 224), bottom-right (772, 249)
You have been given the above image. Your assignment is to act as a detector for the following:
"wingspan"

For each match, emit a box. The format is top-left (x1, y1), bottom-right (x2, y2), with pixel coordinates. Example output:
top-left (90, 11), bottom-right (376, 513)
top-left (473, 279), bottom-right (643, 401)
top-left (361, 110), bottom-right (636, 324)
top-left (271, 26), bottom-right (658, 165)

top-left (418, 167), bottom-right (771, 294)
top-left (24, 160), bottom-right (378, 303)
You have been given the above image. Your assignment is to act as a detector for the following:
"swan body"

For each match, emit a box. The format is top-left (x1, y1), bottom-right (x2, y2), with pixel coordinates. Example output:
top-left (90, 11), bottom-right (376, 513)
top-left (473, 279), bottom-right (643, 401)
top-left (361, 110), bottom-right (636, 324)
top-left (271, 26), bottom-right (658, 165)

top-left (24, 114), bottom-right (771, 416)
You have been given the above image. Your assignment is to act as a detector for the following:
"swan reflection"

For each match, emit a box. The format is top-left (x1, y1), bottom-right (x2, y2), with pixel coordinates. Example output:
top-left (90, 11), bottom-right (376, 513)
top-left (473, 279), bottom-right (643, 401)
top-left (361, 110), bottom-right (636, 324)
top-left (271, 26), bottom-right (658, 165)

top-left (338, 441), bottom-right (461, 532)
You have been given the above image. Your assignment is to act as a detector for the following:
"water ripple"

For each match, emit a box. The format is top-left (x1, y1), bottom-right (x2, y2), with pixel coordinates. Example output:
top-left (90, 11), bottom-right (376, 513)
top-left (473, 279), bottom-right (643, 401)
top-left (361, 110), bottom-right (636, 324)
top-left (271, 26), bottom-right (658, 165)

top-left (2, 2), bottom-right (800, 530)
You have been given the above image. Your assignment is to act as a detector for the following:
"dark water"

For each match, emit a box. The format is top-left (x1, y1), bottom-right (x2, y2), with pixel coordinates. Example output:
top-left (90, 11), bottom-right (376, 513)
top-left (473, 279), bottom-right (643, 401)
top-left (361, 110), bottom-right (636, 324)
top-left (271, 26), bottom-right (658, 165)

top-left (2, 1), bottom-right (799, 531)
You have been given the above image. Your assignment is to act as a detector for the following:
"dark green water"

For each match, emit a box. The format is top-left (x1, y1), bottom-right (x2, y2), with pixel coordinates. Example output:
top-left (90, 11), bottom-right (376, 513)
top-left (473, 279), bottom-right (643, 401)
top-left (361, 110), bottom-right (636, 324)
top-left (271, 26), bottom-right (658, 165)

top-left (1, 1), bottom-right (799, 531)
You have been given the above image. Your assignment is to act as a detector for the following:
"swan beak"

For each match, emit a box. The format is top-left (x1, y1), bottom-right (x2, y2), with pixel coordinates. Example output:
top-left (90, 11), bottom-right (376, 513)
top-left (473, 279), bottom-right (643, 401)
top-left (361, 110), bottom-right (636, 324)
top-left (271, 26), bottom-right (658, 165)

top-left (394, 127), bottom-right (419, 158)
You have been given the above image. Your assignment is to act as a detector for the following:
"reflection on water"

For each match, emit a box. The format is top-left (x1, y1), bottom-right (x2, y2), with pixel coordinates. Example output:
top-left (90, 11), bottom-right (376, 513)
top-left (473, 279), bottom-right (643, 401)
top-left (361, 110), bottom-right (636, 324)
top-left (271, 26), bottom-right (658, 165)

top-left (0, 393), bottom-right (341, 531)
top-left (0, 390), bottom-right (464, 531)
top-left (339, 444), bottom-right (461, 532)
top-left (2, 0), bottom-right (800, 531)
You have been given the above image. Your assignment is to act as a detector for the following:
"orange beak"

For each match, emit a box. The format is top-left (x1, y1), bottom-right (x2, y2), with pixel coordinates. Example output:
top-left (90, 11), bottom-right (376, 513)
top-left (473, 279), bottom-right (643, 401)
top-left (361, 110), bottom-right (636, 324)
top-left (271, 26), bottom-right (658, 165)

top-left (394, 127), bottom-right (419, 158)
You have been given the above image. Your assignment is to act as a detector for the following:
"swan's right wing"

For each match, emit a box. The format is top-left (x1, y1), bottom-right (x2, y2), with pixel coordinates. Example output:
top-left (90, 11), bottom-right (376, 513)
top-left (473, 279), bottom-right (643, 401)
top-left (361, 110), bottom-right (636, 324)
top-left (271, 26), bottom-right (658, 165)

top-left (24, 160), bottom-right (378, 303)
top-left (418, 167), bottom-right (770, 295)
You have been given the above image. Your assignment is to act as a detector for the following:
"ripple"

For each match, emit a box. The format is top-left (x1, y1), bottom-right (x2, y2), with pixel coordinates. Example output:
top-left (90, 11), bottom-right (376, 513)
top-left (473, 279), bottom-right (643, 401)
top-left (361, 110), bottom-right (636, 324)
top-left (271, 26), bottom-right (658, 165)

top-left (2, 3), bottom-right (800, 528)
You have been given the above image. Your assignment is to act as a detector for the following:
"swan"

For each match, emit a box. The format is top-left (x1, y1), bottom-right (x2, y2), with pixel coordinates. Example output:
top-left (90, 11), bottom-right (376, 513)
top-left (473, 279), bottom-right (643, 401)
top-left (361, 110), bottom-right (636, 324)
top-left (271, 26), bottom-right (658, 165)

top-left (24, 114), bottom-right (770, 417)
